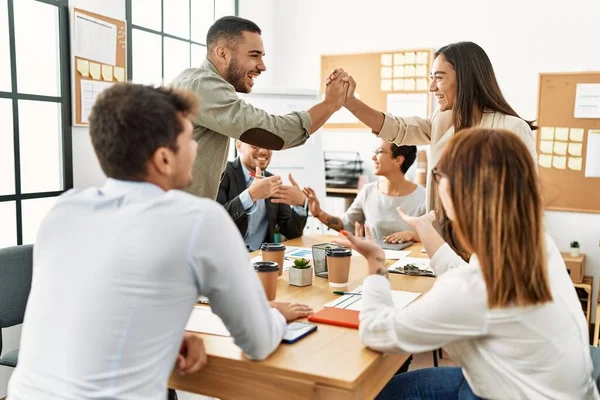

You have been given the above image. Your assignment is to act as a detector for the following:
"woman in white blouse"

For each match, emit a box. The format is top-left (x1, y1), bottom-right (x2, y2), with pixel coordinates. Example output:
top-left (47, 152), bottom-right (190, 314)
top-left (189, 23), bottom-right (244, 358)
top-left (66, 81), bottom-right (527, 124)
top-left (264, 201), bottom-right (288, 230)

top-left (335, 128), bottom-right (597, 399)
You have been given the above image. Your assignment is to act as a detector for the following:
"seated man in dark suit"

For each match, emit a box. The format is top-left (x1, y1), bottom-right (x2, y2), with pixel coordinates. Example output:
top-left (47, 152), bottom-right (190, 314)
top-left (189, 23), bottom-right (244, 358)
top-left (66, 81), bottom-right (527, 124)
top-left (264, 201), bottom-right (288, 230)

top-left (217, 141), bottom-right (308, 251)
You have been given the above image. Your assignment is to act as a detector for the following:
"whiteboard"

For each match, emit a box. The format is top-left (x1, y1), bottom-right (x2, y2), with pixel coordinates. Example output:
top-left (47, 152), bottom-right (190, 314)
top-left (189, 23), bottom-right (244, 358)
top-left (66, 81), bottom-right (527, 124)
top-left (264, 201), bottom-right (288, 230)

top-left (239, 89), bottom-right (327, 206)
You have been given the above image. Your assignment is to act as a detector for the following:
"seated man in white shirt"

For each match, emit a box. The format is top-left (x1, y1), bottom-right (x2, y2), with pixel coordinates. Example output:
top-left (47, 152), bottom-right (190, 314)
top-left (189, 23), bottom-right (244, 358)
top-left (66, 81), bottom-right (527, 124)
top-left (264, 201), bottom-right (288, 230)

top-left (217, 141), bottom-right (308, 251)
top-left (8, 83), bottom-right (312, 400)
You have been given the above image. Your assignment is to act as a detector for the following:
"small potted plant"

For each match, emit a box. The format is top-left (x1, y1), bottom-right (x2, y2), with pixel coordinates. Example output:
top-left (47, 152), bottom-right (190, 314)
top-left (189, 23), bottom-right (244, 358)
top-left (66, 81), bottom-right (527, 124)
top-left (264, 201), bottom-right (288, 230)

top-left (570, 241), bottom-right (580, 257)
top-left (289, 258), bottom-right (313, 287)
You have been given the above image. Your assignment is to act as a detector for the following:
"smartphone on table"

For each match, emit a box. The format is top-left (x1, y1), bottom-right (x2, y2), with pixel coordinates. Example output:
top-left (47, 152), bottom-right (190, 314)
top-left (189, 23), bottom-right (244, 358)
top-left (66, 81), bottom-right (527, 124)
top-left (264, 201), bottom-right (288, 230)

top-left (281, 322), bottom-right (318, 344)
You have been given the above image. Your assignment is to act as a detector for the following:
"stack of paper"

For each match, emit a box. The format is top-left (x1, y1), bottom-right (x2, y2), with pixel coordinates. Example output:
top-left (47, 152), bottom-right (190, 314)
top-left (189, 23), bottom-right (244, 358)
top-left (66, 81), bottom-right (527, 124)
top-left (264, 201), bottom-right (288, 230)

top-left (388, 257), bottom-right (435, 277)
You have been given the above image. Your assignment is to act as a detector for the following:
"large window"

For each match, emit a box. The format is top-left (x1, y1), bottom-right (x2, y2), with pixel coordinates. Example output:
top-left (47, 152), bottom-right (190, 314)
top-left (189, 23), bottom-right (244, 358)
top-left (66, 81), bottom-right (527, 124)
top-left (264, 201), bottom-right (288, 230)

top-left (0, 0), bottom-right (72, 248)
top-left (126, 0), bottom-right (237, 85)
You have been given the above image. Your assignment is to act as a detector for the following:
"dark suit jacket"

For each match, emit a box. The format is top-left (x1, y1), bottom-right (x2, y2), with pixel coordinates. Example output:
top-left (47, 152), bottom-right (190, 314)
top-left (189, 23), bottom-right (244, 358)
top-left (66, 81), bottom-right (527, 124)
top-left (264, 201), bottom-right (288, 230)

top-left (217, 158), bottom-right (307, 245)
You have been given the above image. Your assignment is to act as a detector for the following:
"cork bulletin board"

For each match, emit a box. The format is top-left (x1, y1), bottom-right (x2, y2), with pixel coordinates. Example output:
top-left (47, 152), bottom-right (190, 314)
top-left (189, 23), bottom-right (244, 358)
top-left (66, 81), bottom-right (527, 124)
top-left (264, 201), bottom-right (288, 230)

top-left (321, 48), bottom-right (434, 130)
top-left (536, 72), bottom-right (600, 213)
top-left (71, 8), bottom-right (127, 126)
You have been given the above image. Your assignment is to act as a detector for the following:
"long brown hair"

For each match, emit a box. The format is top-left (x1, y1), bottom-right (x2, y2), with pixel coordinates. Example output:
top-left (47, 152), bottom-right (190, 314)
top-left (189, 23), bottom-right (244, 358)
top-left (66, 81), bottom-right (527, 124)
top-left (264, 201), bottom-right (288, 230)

top-left (436, 128), bottom-right (551, 308)
top-left (435, 42), bottom-right (537, 132)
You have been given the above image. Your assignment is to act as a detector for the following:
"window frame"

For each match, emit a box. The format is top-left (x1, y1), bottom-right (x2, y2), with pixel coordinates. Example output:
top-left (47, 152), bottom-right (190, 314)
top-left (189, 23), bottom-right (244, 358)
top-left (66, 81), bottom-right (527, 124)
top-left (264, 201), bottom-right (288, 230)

top-left (125, 0), bottom-right (239, 82)
top-left (0, 0), bottom-right (73, 246)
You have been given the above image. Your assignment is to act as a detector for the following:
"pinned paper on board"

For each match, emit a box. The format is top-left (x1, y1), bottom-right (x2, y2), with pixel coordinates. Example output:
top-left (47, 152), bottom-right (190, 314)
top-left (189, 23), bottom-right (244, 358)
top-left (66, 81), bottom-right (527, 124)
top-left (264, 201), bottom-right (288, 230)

top-left (404, 52), bottom-right (416, 64)
top-left (89, 62), bottom-right (101, 80)
top-left (553, 141), bottom-right (567, 156)
top-left (568, 157), bottom-right (583, 171)
top-left (552, 155), bottom-right (567, 170)
top-left (555, 127), bottom-right (569, 141)
top-left (568, 142), bottom-right (583, 157)
top-left (538, 154), bottom-right (552, 168)
top-left (380, 79), bottom-right (392, 91)
top-left (574, 83), bottom-right (600, 118)
top-left (381, 54), bottom-right (392, 66)
top-left (392, 79), bottom-right (404, 91)
top-left (113, 66), bottom-right (125, 82)
top-left (585, 130), bottom-right (600, 178)
top-left (76, 59), bottom-right (89, 77)
top-left (540, 140), bottom-right (554, 154)
top-left (540, 127), bottom-right (554, 140)
top-left (393, 53), bottom-right (404, 65)
top-left (381, 67), bottom-right (393, 79)
top-left (570, 128), bottom-right (584, 142)
top-left (416, 78), bottom-right (428, 91)
top-left (101, 64), bottom-right (113, 81)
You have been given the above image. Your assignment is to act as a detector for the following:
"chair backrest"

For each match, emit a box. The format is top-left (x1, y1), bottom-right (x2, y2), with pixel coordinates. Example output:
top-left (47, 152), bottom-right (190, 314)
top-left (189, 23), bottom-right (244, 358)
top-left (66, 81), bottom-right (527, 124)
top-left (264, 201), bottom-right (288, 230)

top-left (0, 244), bottom-right (33, 330)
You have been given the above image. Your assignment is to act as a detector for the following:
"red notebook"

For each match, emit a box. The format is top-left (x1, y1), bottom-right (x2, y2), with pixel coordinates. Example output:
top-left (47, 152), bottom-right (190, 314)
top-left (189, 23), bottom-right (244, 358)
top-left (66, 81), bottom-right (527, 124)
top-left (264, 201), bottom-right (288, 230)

top-left (308, 307), bottom-right (359, 329)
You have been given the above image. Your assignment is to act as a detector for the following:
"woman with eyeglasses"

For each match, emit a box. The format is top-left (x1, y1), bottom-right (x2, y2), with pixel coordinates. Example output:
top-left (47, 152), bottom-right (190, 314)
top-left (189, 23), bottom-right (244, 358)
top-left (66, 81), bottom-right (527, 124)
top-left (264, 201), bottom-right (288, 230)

top-left (327, 42), bottom-right (537, 255)
top-left (335, 128), bottom-right (597, 400)
top-left (303, 140), bottom-right (426, 243)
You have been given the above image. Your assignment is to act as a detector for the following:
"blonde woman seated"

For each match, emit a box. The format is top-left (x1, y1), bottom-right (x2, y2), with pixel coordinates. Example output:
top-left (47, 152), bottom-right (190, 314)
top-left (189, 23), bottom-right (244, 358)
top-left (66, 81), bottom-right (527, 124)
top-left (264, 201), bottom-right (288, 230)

top-left (335, 128), bottom-right (598, 399)
top-left (304, 141), bottom-right (426, 243)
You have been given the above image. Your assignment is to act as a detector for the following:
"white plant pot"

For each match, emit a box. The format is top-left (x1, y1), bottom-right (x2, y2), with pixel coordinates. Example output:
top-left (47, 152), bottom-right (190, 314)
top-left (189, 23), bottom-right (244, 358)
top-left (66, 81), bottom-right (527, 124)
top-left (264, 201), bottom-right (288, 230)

top-left (289, 267), bottom-right (313, 287)
top-left (570, 248), bottom-right (580, 257)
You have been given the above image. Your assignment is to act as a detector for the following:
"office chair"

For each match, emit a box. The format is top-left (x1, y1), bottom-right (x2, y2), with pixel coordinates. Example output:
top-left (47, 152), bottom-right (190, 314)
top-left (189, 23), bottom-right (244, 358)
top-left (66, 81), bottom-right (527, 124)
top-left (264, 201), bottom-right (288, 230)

top-left (0, 244), bottom-right (33, 368)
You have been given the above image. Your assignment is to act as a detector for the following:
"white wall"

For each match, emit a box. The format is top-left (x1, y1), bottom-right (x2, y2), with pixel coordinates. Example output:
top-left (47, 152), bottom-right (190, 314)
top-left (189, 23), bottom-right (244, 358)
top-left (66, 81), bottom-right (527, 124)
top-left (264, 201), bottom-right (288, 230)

top-left (71, 0), bottom-right (124, 188)
top-left (256, 0), bottom-right (600, 315)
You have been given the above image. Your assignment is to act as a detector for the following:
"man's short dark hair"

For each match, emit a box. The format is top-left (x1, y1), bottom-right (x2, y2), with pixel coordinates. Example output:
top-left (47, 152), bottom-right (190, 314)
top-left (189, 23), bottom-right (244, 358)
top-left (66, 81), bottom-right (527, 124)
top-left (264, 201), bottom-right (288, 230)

top-left (391, 144), bottom-right (417, 174)
top-left (89, 84), bottom-right (199, 180)
top-left (206, 16), bottom-right (261, 53)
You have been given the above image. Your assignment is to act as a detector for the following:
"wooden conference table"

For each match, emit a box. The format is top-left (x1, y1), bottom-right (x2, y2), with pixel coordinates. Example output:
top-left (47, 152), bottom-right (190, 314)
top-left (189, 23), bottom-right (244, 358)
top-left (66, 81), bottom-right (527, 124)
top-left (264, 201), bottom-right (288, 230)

top-left (168, 234), bottom-right (435, 399)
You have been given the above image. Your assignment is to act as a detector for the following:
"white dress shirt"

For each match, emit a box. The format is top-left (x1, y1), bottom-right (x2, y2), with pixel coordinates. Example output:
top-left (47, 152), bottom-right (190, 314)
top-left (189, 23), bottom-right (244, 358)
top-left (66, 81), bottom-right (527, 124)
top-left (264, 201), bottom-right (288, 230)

top-left (8, 179), bottom-right (286, 400)
top-left (360, 235), bottom-right (598, 400)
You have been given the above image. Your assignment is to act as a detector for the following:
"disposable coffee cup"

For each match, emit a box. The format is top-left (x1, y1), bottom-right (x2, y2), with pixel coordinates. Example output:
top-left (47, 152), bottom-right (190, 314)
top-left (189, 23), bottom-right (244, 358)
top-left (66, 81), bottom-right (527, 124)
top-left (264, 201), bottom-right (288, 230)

top-left (261, 243), bottom-right (286, 276)
top-left (326, 248), bottom-right (352, 287)
top-left (253, 261), bottom-right (279, 301)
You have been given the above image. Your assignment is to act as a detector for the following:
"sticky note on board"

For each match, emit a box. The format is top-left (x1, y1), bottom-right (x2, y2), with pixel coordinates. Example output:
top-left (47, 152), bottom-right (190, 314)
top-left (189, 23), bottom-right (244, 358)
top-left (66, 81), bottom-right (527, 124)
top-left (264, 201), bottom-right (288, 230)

top-left (392, 79), bottom-right (404, 91)
top-left (381, 54), bottom-right (392, 66)
top-left (553, 141), bottom-right (567, 156)
top-left (113, 67), bottom-right (125, 82)
top-left (89, 62), bottom-right (101, 80)
top-left (381, 67), bottom-right (392, 79)
top-left (540, 127), bottom-right (554, 140)
top-left (416, 51), bottom-right (429, 64)
top-left (380, 79), bottom-right (392, 91)
top-left (538, 154), bottom-right (552, 168)
top-left (570, 128), bottom-right (584, 142)
top-left (568, 142), bottom-right (583, 157)
top-left (393, 53), bottom-right (404, 65)
top-left (555, 127), bottom-right (569, 141)
top-left (552, 155), bottom-right (567, 169)
top-left (393, 66), bottom-right (404, 77)
top-left (404, 52), bottom-right (416, 64)
top-left (404, 65), bottom-right (416, 77)
top-left (568, 157), bottom-right (583, 171)
top-left (101, 65), bottom-right (113, 82)
top-left (76, 59), bottom-right (89, 77)
top-left (416, 78), bottom-right (428, 91)
top-left (540, 140), bottom-right (554, 154)
top-left (404, 79), bottom-right (416, 91)
top-left (416, 65), bottom-right (427, 77)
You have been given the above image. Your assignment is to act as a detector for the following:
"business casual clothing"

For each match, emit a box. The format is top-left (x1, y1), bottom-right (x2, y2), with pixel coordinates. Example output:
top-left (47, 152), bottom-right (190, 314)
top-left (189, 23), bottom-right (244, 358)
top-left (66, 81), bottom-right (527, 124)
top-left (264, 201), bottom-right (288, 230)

top-left (360, 235), bottom-right (598, 400)
top-left (217, 158), bottom-right (307, 251)
top-left (342, 181), bottom-right (426, 240)
top-left (8, 179), bottom-right (286, 400)
top-left (170, 60), bottom-right (312, 200)
top-left (376, 110), bottom-right (537, 211)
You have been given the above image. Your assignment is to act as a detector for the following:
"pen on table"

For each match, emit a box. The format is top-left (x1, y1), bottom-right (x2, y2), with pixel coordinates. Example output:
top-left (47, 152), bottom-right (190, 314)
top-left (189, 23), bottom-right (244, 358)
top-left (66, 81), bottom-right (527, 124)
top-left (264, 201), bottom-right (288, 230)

top-left (333, 291), bottom-right (362, 296)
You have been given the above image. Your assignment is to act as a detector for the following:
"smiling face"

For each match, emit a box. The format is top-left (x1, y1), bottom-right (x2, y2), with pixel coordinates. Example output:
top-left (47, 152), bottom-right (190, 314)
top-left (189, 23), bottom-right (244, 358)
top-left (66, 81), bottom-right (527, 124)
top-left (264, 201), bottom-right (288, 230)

top-left (429, 54), bottom-right (457, 112)
top-left (226, 31), bottom-right (266, 93)
top-left (372, 140), bottom-right (403, 177)
top-left (237, 141), bottom-right (272, 171)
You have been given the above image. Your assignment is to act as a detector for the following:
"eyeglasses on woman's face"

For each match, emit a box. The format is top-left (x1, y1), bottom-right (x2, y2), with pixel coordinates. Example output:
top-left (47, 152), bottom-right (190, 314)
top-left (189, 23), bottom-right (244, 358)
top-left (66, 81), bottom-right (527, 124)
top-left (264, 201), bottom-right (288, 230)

top-left (373, 148), bottom-right (393, 156)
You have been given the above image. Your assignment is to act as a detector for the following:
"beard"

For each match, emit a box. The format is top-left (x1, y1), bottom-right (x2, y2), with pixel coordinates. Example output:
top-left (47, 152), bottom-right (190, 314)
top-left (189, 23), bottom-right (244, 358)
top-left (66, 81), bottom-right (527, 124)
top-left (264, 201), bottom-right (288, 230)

top-left (227, 57), bottom-right (250, 93)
